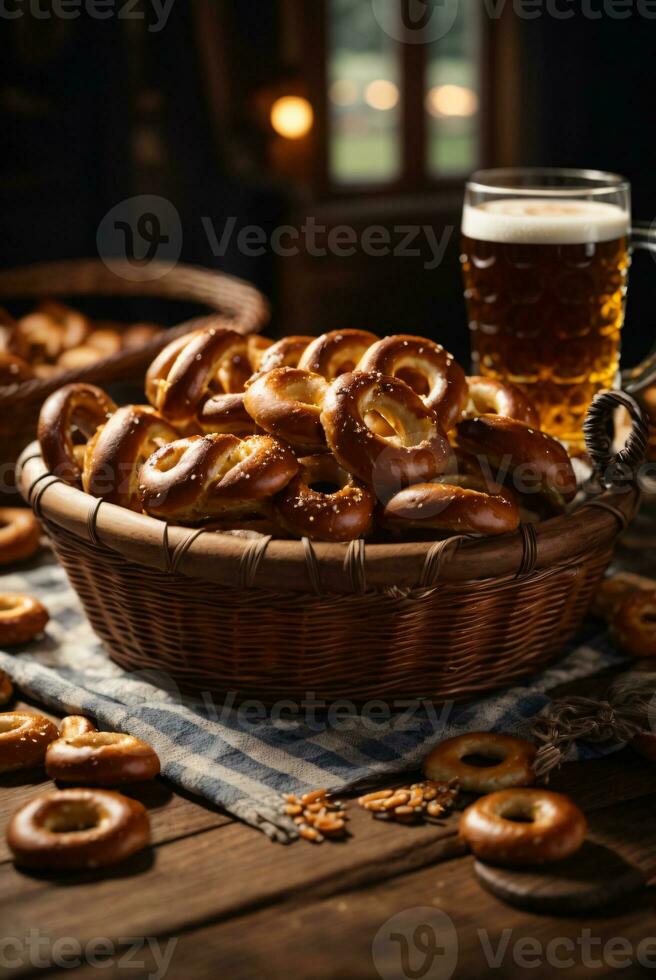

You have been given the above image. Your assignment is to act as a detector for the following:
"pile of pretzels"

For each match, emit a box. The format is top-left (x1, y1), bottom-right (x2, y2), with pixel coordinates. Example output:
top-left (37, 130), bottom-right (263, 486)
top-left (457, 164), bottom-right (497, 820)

top-left (37, 323), bottom-right (578, 542)
top-left (0, 300), bottom-right (161, 383)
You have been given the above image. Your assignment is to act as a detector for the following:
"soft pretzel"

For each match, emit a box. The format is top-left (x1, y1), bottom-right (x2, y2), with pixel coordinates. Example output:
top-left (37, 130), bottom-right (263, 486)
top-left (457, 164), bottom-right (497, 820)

top-left (357, 335), bottom-right (468, 432)
top-left (460, 789), bottom-right (586, 865)
top-left (46, 730), bottom-right (161, 785)
top-left (121, 322), bottom-right (161, 349)
top-left (149, 325), bottom-right (256, 422)
top-left (7, 788), bottom-right (150, 870)
top-left (0, 508), bottom-right (41, 565)
top-left (0, 351), bottom-right (33, 385)
top-left (274, 454), bottom-right (375, 542)
top-left (465, 376), bottom-right (539, 427)
top-left (197, 393), bottom-right (259, 436)
top-left (85, 328), bottom-right (123, 357)
top-left (59, 715), bottom-right (97, 738)
top-left (243, 367), bottom-right (329, 452)
top-left (424, 733), bottom-right (536, 792)
top-left (254, 335), bottom-right (314, 376)
top-left (12, 302), bottom-right (88, 362)
top-left (382, 477), bottom-right (520, 536)
top-left (0, 592), bottom-right (49, 645)
top-left (298, 329), bottom-right (379, 380)
top-left (456, 415), bottom-right (577, 511)
top-left (0, 711), bottom-right (59, 772)
top-left (610, 590), bottom-right (656, 658)
top-left (38, 383), bottom-right (117, 486)
top-left (140, 433), bottom-right (298, 523)
top-left (82, 404), bottom-right (179, 511)
top-left (321, 371), bottom-right (450, 491)
top-left (145, 329), bottom-right (204, 408)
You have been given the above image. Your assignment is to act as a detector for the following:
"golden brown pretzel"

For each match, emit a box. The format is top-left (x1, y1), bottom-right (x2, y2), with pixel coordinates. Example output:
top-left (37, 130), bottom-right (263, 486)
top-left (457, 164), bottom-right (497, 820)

top-left (357, 335), bottom-right (468, 431)
top-left (382, 479), bottom-right (520, 537)
top-left (274, 454), bottom-right (375, 542)
top-left (149, 324), bottom-right (256, 422)
top-left (243, 367), bottom-right (329, 452)
top-left (46, 730), bottom-right (161, 785)
top-left (298, 329), bottom-right (379, 380)
top-left (0, 508), bottom-right (41, 565)
top-left (0, 711), bottom-right (59, 772)
top-left (145, 330), bottom-right (204, 408)
top-left (38, 383), bottom-right (118, 486)
top-left (321, 371), bottom-right (450, 491)
top-left (6, 788), bottom-right (150, 870)
top-left (465, 376), bottom-right (540, 427)
top-left (459, 789), bottom-right (586, 865)
top-left (140, 433), bottom-right (298, 523)
top-left (12, 302), bottom-right (89, 363)
top-left (254, 335), bottom-right (314, 376)
top-left (424, 733), bottom-right (536, 792)
top-left (82, 404), bottom-right (179, 511)
top-left (0, 351), bottom-right (33, 385)
top-left (57, 345), bottom-right (103, 370)
top-left (121, 322), bottom-right (161, 349)
top-left (85, 328), bottom-right (123, 357)
top-left (197, 393), bottom-right (259, 436)
top-left (611, 591), bottom-right (656, 658)
top-left (59, 715), bottom-right (97, 738)
top-left (456, 414), bottom-right (577, 512)
top-left (0, 592), bottom-right (49, 645)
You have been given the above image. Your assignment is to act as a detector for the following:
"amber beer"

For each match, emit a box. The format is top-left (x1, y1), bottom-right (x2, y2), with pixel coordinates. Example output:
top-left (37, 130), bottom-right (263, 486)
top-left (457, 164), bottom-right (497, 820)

top-left (461, 198), bottom-right (630, 446)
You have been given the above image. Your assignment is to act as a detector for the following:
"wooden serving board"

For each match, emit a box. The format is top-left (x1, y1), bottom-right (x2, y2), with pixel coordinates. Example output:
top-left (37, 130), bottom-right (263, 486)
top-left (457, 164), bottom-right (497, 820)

top-left (474, 840), bottom-right (646, 914)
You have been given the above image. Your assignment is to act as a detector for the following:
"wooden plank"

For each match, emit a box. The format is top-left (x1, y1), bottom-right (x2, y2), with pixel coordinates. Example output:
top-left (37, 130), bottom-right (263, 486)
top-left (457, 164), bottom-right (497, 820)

top-left (39, 792), bottom-right (656, 980)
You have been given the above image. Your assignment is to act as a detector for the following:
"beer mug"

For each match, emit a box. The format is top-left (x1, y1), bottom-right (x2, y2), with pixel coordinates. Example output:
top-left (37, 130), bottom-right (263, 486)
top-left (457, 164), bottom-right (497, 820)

top-left (461, 168), bottom-right (655, 448)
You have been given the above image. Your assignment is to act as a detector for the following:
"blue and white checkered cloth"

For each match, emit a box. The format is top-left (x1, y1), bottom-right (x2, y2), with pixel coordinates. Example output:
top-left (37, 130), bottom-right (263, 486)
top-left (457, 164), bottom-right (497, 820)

top-left (0, 553), bottom-right (625, 840)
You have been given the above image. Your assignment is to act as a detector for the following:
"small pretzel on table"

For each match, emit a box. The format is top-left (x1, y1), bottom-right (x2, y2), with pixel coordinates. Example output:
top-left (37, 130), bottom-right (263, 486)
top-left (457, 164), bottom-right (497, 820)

top-left (357, 334), bottom-right (468, 432)
top-left (456, 414), bottom-right (577, 513)
top-left (59, 715), bottom-right (97, 738)
top-left (464, 376), bottom-right (540, 427)
top-left (321, 370), bottom-right (451, 491)
top-left (0, 508), bottom-right (41, 565)
top-left (243, 367), bottom-right (329, 453)
top-left (46, 730), bottom-right (160, 785)
top-left (37, 383), bottom-right (118, 487)
top-left (274, 454), bottom-right (375, 542)
top-left (298, 329), bottom-right (379, 381)
top-left (139, 433), bottom-right (299, 523)
top-left (0, 711), bottom-right (59, 773)
top-left (82, 404), bottom-right (179, 511)
top-left (0, 592), bottom-right (49, 645)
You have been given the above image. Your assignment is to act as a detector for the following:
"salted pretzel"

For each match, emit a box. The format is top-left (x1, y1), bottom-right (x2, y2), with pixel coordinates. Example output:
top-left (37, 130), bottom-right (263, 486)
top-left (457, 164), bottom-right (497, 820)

top-left (11, 301), bottom-right (89, 363)
top-left (46, 730), bottom-right (161, 785)
top-left (0, 508), bottom-right (41, 565)
top-left (460, 789), bottom-right (586, 865)
top-left (38, 383), bottom-right (117, 486)
top-left (145, 329), bottom-right (203, 407)
top-left (0, 592), bottom-right (49, 645)
top-left (59, 715), bottom-right (97, 738)
top-left (82, 404), bottom-right (179, 511)
top-left (7, 788), bottom-right (150, 870)
top-left (197, 393), bottom-right (259, 436)
top-left (298, 329), bottom-right (379, 380)
top-left (140, 433), bottom-right (298, 522)
top-left (243, 367), bottom-right (329, 452)
top-left (253, 335), bottom-right (314, 376)
top-left (321, 371), bottom-right (450, 491)
top-left (382, 476), bottom-right (520, 536)
top-left (465, 376), bottom-right (539, 427)
top-left (0, 711), bottom-right (59, 773)
top-left (357, 335), bottom-right (468, 432)
top-left (274, 454), bottom-right (375, 542)
top-left (148, 325), bottom-right (260, 423)
top-left (0, 351), bottom-right (33, 385)
top-left (456, 414), bottom-right (577, 512)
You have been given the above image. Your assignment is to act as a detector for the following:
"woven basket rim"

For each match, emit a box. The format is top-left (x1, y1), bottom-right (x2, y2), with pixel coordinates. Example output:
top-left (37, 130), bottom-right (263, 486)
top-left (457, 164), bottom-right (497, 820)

top-left (17, 442), bottom-right (636, 595)
top-left (0, 259), bottom-right (270, 407)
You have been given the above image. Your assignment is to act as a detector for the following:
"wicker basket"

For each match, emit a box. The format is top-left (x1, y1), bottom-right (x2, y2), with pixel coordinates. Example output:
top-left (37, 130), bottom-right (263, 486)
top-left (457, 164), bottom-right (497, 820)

top-left (17, 391), bottom-right (649, 704)
top-left (0, 259), bottom-right (269, 494)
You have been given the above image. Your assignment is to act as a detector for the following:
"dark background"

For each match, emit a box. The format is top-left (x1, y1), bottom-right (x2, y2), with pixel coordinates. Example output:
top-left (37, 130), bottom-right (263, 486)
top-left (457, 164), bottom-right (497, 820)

top-left (1, 1), bottom-right (654, 368)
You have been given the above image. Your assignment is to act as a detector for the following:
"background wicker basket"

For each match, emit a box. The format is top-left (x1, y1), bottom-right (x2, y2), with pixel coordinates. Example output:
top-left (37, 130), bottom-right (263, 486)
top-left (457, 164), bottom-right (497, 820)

top-left (0, 259), bottom-right (269, 496)
top-left (17, 390), bottom-right (649, 704)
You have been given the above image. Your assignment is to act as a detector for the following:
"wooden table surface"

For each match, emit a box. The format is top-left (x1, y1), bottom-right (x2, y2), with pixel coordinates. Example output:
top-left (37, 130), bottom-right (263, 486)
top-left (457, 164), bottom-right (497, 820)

top-left (1, 506), bottom-right (655, 980)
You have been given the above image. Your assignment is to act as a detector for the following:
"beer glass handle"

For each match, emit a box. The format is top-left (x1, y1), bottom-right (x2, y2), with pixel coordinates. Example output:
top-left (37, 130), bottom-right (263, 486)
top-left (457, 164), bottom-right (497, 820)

top-left (621, 221), bottom-right (656, 394)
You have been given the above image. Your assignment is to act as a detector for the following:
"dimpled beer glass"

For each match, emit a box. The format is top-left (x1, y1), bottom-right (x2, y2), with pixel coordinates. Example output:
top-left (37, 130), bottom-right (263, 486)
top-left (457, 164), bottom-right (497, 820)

top-left (461, 169), bottom-right (633, 448)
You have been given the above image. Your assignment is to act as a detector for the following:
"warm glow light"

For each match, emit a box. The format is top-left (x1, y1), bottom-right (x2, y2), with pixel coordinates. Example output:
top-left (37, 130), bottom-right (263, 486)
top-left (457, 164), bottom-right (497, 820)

top-left (364, 79), bottom-right (399, 111)
top-left (270, 96), bottom-right (314, 139)
top-left (426, 84), bottom-right (479, 118)
top-left (329, 79), bottom-right (358, 106)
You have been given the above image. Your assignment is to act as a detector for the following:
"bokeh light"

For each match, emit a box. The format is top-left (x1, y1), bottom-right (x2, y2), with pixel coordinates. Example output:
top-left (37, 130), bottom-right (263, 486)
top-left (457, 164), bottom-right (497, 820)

top-left (364, 79), bottom-right (400, 111)
top-left (329, 79), bottom-right (358, 106)
top-left (426, 84), bottom-right (479, 118)
top-left (270, 96), bottom-right (314, 139)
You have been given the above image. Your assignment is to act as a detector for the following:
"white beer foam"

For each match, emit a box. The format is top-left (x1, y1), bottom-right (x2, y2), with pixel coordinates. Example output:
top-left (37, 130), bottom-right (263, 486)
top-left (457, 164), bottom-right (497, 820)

top-left (462, 198), bottom-right (629, 245)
